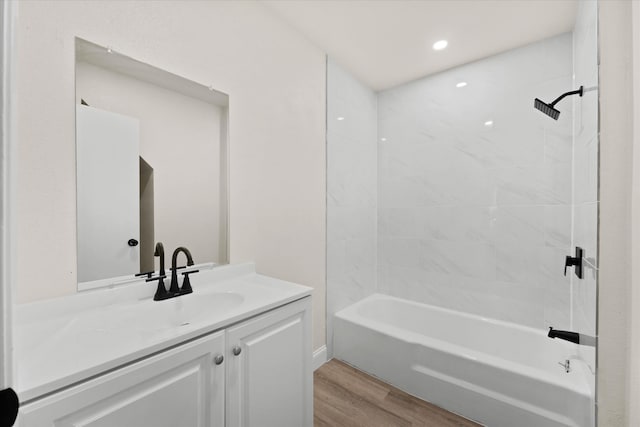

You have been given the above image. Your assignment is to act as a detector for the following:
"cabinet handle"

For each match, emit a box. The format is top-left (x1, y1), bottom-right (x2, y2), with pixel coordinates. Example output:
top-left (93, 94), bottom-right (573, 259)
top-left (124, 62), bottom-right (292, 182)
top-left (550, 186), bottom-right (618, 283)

top-left (214, 354), bottom-right (224, 365)
top-left (232, 345), bottom-right (242, 356)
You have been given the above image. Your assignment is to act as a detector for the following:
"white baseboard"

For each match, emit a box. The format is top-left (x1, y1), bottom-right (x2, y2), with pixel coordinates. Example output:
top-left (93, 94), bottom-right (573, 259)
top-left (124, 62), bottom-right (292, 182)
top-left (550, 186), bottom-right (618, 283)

top-left (313, 345), bottom-right (328, 371)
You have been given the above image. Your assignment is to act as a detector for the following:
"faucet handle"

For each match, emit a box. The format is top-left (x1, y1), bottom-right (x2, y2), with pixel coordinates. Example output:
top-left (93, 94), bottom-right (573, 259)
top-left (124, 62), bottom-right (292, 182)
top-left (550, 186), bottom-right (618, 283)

top-left (563, 256), bottom-right (574, 276)
top-left (564, 247), bottom-right (584, 279)
top-left (146, 275), bottom-right (172, 300)
top-left (135, 270), bottom-right (154, 279)
top-left (179, 270), bottom-right (199, 295)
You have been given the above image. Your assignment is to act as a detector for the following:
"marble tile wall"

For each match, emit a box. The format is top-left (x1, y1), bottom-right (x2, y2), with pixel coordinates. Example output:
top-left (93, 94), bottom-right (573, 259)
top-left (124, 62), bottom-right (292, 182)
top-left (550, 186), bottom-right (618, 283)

top-left (572, 0), bottom-right (598, 381)
top-left (326, 59), bottom-right (378, 356)
top-left (377, 34), bottom-right (575, 329)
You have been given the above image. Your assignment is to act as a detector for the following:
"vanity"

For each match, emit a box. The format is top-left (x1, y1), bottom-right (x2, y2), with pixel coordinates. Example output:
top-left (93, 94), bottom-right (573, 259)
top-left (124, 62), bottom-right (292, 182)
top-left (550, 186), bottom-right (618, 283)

top-left (14, 263), bottom-right (313, 426)
top-left (10, 36), bottom-right (316, 426)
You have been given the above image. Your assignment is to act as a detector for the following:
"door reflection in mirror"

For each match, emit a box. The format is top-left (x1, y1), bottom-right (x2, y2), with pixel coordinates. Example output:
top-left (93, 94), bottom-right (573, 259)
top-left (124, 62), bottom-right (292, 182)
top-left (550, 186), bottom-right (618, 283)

top-left (75, 38), bottom-right (229, 289)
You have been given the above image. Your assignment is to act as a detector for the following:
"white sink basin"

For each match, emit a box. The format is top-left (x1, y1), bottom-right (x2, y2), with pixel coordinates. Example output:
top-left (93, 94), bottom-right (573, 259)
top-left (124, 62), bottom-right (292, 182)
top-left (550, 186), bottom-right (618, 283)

top-left (67, 292), bottom-right (245, 334)
top-left (160, 291), bottom-right (245, 326)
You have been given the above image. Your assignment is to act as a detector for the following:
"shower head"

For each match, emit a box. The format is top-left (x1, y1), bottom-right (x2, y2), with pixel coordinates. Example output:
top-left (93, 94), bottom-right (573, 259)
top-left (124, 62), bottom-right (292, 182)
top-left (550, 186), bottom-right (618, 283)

top-left (534, 86), bottom-right (584, 120)
top-left (534, 98), bottom-right (560, 120)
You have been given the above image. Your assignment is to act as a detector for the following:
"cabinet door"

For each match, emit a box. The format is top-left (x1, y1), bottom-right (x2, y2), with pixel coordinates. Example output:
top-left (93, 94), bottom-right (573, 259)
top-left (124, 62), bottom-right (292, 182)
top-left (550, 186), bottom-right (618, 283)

top-left (18, 331), bottom-right (225, 427)
top-left (226, 297), bottom-right (312, 427)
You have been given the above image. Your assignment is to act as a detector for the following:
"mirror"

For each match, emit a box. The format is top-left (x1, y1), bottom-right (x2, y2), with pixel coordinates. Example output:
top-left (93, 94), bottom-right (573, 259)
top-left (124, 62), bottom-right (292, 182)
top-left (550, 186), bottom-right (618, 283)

top-left (75, 38), bottom-right (229, 290)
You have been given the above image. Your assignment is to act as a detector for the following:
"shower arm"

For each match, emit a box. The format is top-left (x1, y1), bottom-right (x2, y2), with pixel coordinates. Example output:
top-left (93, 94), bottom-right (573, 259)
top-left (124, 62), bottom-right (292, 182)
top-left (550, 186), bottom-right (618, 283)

top-left (548, 86), bottom-right (584, 107)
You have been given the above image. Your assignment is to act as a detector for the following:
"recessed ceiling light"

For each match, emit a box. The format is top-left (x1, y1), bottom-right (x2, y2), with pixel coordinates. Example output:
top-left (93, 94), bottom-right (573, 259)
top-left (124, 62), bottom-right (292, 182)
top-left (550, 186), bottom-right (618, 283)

top-left (337, 117), bottom-right (345, 121)
top-left (432, 40), bottom-right (448, 51)
top-left (380, 137), bottom-right (387, 142)
top-left (456, 82), bottom-right (467, 88)
top-left (484, 120), bottom-right (494, 127)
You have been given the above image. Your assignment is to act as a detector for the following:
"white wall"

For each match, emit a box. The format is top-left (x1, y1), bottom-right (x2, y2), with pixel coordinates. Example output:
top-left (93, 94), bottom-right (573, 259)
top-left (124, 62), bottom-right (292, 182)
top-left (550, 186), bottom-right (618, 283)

top-left (631, 3), bottom-right (640, 425)
top-left (76, 61), bottom-right (225, 270)
top-left (326, 59), bottom-right (377, 356)
top-left (598, 1), bottom-right (634, 426)
top-left (571, 0), bottom-right (598, 402)
top-left (13, 1), bottom-right (326, 350)
top-left (376, 34), bottom-right (574, 329)
top-left (0, 0), bottom-right (16, 389)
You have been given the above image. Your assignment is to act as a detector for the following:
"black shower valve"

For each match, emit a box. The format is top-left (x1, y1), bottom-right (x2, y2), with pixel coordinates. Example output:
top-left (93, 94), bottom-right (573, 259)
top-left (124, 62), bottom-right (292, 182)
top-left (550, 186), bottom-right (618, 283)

top-left (564, 247), bottom-right (584, 279)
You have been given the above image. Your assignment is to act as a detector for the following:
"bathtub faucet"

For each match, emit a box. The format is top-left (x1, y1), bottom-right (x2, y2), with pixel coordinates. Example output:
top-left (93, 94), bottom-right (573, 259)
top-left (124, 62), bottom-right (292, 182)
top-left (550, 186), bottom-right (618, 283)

top-left (547, 327), bottom-right (596, 347)
top-left (547, 327), bottom-right (579, 344)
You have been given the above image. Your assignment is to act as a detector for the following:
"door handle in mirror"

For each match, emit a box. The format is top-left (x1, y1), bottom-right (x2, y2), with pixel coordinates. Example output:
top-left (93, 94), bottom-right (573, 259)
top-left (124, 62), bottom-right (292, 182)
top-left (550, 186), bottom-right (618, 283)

top-left (128, 239), bottom-right (139, 247)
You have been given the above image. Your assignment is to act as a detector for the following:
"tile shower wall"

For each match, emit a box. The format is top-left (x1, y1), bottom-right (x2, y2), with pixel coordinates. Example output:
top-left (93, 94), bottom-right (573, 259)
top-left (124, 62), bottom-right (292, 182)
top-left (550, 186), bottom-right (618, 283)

top-left (326, 59), bottom-right (377, 355)
top-left (572, 0), bottom-right (598, 379)
top-left (377, 34), bottom-right (574, 329)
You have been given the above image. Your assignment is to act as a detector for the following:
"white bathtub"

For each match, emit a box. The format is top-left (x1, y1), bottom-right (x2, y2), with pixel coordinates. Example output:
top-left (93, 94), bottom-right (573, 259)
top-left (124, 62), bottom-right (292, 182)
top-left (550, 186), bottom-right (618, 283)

top-left (333, 294), bottom-right (594, 427)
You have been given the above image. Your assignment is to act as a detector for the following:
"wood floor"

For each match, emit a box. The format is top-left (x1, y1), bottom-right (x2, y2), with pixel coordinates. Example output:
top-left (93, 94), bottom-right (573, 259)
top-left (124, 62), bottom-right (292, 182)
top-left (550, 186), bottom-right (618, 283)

top-left (314, 360), bottom-right (482, 427)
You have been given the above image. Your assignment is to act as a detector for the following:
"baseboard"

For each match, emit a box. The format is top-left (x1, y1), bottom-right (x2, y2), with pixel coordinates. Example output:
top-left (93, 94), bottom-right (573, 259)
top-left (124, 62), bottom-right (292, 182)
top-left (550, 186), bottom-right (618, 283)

top-left (313, 345), bottom-right (328, 371)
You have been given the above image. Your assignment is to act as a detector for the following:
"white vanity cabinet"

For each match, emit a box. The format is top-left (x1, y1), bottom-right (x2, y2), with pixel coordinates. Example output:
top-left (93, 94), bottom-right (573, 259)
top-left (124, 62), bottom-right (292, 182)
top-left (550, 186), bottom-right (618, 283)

top-left (226, 296), bottom-right (312, 427)
top-left (18, 331), bottom-right (227, 427)
top-left (17, 297), bottom-right (312, 427)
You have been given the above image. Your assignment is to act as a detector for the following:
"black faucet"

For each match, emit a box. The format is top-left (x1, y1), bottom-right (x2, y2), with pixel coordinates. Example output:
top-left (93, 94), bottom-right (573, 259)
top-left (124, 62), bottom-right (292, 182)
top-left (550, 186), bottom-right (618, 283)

top-left (169, 246), bottom-right (195, 295)
top-left (145, 244), bottom-right (198, 300)
top-left (564, 247), bottom-right (584, 279)
top-left (547, 327), bottom-right (580, 344)
top-left (548, 327), bottom-right (597, 347)
top-left (145, 242), bottom-right (171, 301)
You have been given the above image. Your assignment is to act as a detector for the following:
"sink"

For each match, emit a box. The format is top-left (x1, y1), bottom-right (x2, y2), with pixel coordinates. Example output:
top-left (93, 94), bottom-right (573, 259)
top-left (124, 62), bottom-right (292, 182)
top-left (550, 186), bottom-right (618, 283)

top-left (66, 292), bottom-right (245, 334)
top-left (160, 292), bottom-right (245, 326)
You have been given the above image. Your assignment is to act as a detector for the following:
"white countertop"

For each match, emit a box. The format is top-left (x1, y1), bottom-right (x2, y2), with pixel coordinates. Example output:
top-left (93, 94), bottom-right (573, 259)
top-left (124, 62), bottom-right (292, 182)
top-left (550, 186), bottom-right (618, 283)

top-left (14, 263), bottom-right (312, 402)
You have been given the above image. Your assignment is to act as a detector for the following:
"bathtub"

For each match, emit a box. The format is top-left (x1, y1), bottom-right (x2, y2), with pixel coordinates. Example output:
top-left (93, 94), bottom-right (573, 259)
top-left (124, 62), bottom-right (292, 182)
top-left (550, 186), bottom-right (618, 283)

top-left (333, 294), bottom-right (594, 427)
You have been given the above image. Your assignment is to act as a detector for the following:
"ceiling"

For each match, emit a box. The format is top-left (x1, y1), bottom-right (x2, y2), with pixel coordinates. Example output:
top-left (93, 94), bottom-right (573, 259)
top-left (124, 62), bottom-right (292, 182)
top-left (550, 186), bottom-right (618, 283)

top-left (263, 0), bottom-right (578, 91)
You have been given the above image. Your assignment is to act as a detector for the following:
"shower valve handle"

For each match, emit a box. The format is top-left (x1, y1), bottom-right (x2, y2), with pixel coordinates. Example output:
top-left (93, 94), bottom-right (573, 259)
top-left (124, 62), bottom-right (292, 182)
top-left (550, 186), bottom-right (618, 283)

top-left (564, 256), bottom-right (576, 275)
top-left (564, 247), bottom-right (584, 279)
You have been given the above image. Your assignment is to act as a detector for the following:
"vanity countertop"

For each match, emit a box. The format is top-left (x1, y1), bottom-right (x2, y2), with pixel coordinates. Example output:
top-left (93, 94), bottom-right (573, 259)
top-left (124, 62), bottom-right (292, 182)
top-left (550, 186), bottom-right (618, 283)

top-left (14, 263), bottom-right (312, 402)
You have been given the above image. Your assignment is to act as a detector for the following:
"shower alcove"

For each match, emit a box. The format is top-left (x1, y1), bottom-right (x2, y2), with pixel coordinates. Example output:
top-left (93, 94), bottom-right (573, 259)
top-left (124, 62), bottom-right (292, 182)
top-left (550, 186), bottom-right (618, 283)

top-left (326, 2), bottom-right (598, 426)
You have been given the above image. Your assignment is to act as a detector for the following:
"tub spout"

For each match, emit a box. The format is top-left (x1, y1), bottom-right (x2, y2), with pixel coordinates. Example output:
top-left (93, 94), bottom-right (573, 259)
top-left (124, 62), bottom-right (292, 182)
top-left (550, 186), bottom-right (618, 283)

top-left (547, 327), bottom-right (580, 344)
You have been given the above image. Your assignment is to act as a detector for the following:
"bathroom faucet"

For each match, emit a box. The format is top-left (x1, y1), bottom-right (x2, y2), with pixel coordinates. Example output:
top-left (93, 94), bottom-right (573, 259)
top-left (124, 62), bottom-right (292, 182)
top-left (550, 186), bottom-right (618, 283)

top-left (146, 244), bottom-right (197, 300)
top-left (169, 246), bottom-right (195, 295)
top-left (145, 242), bottom-right (172, 301)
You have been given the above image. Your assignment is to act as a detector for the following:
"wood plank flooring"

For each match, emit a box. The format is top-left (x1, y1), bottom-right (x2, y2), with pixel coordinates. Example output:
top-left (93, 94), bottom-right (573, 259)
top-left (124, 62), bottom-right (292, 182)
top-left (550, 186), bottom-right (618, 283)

top-left (314, 359), bottom-right (482, 427)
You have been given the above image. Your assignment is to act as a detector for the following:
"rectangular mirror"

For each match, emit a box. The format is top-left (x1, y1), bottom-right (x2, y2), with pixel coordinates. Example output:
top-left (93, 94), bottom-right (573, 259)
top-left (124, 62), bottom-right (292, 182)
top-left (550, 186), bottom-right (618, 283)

top-left (75, 38), bottom-right (229, 290)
